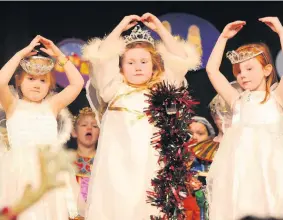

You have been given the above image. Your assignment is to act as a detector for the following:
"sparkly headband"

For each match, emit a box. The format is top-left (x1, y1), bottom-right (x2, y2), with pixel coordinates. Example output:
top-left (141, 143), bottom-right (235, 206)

top-left (123, 25), bottom-right (155, 46)
top-left (20, 56), bottom-right (54, 75)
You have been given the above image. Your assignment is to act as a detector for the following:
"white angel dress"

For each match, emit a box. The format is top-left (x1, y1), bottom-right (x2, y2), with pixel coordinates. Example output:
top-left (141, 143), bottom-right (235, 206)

top-left (207, 90), bottom-right (283, 220)
top-left (0, 97), bottom-right (78, 220)
top-left (82, 37), bottom-right (201, 220)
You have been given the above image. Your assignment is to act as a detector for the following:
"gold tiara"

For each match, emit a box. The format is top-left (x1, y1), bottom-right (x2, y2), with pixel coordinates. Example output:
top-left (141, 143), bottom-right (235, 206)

top-left (20, 56), bottom-right (54, 75)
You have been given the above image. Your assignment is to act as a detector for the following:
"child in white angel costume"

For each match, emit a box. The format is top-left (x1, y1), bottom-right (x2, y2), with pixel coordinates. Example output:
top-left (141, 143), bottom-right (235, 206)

top-left (206, 17), bottom-right (283, 220)
top-left (82, 13), bottom-right (201, 220)
top-left (0, 35), bottom-right (84, 220)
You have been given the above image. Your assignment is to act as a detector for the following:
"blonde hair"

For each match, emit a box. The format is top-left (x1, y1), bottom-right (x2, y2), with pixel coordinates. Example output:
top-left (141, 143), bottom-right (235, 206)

top-left (232, 43), bottom-right (278, 104)
top-left (119, 41), bottom-right (165, 88)
top-left (73, 107), bottom-right (97, 128)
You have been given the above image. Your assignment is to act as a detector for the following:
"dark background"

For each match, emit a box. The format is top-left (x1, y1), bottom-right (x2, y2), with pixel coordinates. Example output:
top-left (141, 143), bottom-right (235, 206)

top-left (0, 1), bottom-right (282, 143)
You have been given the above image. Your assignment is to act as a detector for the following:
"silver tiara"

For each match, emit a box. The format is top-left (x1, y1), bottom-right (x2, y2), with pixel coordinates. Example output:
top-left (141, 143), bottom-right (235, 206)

top-left (20, 56), bottom-right (55, 75)
top-left (123, 25), bottom-right (155, 46)
top-left (226, 50), bottom-right (263, 64)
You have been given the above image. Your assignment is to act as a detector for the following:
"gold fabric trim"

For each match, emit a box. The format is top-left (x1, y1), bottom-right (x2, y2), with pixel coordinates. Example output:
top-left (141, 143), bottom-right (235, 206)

top-left (190, 138), bottom-right (219, 162)
top-left (108, 87), bottom-right (148, 120)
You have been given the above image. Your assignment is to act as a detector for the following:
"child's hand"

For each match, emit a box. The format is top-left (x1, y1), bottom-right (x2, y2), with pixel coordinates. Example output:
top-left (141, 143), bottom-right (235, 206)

top-left (38, 36), bottom-right (64, 58)
top-left (117, 15), bottom-right (141, 33)
top-left (141, 13), bottom-right (163, 32)
top-left (18, 35), bottom-right (41, 58)
top-left (259, 17), bottom-right (283, 35)
top-left (221, 20), bottom-right (246, 39)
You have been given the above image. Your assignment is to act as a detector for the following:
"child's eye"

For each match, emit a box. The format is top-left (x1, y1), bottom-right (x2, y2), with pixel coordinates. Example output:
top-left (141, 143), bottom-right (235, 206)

top-left (28, 77), bottom-right (34, 80)
top-left (41, 79), bottom-right (46, 83)
top-left (247, 68), bottom-right (252, 71)
top-left (128, 62), bottom-right (133, 65)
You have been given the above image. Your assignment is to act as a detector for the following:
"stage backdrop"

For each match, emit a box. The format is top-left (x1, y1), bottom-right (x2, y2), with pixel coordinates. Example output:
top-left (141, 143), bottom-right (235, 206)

top-left (153, 12), bottom-right (220, 69)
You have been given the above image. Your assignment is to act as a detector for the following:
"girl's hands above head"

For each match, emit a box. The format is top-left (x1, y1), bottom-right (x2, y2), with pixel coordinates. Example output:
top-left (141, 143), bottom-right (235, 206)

top-left (259, 17), bottom-right (283, 35)
top-left (141, 13), bottom-right (163, 33)
top-left (221, 20), bottom-right (246, 39)
top-left (18, 35), bottom-right (41, 58)
top-left (38, 36), bottom-right (64, 58)
top-left (118, 15), bottom-right (141, 33)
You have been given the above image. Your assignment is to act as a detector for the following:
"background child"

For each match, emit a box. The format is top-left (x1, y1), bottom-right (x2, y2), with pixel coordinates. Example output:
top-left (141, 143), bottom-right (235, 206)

top-left (71, 107), bottom-right (99, 218)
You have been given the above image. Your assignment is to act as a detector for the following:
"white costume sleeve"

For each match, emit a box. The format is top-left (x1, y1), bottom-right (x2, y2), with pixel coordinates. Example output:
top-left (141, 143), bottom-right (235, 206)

top-left (82, 37), bottom-right (126, 103)
top-left (82, 36), bottom-right (202, 122)
top-left (156, 39), bottom-right (201, 86)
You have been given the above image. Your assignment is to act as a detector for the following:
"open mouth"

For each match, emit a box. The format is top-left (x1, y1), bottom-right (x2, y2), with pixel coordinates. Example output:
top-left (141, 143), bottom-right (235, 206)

top-left (85, 132), bottom-right (93, 139)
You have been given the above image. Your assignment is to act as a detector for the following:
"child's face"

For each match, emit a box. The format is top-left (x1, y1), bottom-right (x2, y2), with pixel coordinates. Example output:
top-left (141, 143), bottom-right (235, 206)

top-left (73, 115), bottom-right (99, 148)
top-left (188, 122), bottom-right (209, 143)
top-left (20, 73), bottom-right (51, 102)
top-left (236, 58), bottom-right (271, 91)
top-left (122, 47), bottom-right (153, 85)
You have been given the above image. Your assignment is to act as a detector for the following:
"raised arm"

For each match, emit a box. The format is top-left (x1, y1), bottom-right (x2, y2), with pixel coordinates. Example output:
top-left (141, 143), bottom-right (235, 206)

top-left (38, 36), bottom-right (84, 115)
top-left (99, 15), bottom-right (140, 53)
top-left (206, 21), bottom-right (245, 107)
top-left (260, 17), bottom-right (283, 103)
top-left (0, 36), bottom-right (40, 114)
top-left (141, 13), bottom-right (201, 84)
top-left (142, 13), bottom-right (187, 58)
top-left (82, 15), bottom-right (141, 102)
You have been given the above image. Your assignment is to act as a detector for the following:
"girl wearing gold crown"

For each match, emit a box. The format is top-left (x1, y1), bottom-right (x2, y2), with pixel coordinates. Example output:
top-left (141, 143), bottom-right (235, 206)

top-left (82, 13), bottom-right (201, 220)
top-left (206, 17), bottom-right (283, 220)
top-left (0, 35), bottom-right (84, 220)
top-left (71, 107), bottom-right (100, 219)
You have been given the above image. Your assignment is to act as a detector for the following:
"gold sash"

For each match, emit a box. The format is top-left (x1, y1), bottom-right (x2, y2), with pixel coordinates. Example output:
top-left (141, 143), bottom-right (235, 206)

top-left (108, 87), bottom-right (148, 120)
